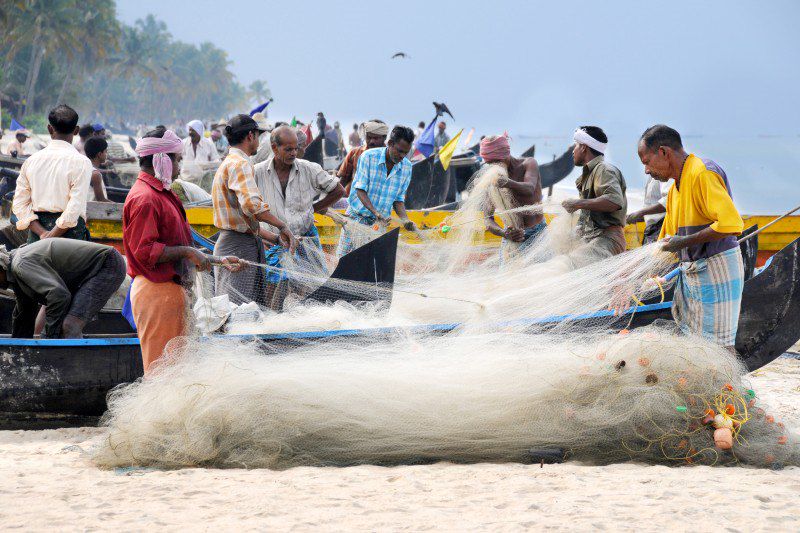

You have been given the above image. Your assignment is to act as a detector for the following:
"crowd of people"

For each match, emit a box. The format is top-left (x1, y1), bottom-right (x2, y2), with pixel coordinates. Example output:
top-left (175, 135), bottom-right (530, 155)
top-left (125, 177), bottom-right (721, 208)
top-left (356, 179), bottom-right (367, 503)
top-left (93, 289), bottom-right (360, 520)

top-left (0, 103), bottom-right (747, 375)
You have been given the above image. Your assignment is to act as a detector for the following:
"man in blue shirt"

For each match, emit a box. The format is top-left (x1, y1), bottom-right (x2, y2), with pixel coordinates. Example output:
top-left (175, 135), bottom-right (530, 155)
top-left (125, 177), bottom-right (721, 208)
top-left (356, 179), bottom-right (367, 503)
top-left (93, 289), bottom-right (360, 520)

top-left (337, 126), bottom-right (416, 256)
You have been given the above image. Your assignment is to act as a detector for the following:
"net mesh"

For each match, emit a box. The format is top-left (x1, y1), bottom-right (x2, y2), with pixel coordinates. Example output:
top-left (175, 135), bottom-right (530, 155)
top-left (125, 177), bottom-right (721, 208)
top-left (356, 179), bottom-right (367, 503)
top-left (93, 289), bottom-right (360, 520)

top-left (93, 165), bottom-right (799, 469)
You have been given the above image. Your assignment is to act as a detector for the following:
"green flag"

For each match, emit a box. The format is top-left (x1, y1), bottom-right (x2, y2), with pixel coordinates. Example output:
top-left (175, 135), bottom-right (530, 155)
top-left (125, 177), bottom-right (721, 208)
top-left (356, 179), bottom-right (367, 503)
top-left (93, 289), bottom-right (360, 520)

top-left (290, 116), bottom-right (297, 127)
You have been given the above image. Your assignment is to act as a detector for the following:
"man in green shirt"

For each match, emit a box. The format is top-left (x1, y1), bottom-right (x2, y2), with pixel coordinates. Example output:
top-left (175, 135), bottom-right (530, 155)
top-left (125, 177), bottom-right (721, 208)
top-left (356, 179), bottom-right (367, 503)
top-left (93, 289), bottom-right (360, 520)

top-left (561, 126), bottom-right (628, 268)
top-left (0, 239), bottom-right (126, 338)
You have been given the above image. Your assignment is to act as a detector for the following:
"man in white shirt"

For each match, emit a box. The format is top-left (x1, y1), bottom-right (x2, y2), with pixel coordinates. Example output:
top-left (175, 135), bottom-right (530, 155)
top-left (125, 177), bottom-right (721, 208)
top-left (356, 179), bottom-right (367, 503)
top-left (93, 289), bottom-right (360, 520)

top-left (254, 125), bottom-right (345, 309)
top-left (13, 104), bottom-right (92, 243)
top-left (182, 120), bottom-right (220, 163)
top-left (626, 176), bottom-right (672, 245)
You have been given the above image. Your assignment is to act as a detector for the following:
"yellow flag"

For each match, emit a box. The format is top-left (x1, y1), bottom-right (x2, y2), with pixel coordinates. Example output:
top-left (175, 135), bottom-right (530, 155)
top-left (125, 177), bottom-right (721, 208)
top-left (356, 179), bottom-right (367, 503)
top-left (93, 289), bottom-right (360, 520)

top-left (438, 129), bottom-right (463, 171)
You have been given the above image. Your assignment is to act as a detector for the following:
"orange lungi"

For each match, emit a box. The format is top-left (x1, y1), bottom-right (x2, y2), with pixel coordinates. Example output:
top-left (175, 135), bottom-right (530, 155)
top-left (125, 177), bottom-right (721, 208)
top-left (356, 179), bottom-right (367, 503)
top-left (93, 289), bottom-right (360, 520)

top-left (130, 276), bottom-right (188, 373)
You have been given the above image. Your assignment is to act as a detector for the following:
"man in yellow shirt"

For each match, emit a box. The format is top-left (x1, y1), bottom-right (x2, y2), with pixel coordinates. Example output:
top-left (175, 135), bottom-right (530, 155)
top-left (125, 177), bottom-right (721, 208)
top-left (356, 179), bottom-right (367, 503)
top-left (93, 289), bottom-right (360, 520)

top-left (637, 124), bottom-right (744, 349)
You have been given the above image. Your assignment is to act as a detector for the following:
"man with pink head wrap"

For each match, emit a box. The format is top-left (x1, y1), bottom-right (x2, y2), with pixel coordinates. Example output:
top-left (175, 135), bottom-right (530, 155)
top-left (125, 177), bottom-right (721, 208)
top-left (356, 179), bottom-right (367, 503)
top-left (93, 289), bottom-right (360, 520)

top-left (478, 133), bottom-right (546, 257)
top-left (124, 126), bottom-right (240, 372)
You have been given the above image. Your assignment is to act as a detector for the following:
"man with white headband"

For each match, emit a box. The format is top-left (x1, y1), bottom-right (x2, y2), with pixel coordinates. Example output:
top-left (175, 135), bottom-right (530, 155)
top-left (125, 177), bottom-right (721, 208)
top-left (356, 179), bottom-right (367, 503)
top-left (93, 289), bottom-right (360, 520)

top-left (562, 125), bottom-right (628, 267)
top-left (124, 126), bottom-right (240, 372)
top-left (337, 119), bottom-right (388, 194)
top-left (182, 119), bottom-right (220, 163)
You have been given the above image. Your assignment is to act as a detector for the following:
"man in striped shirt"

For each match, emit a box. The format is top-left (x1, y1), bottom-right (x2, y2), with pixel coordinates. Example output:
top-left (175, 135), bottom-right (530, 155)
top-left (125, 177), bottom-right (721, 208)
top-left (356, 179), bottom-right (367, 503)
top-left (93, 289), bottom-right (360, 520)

top-left (211, 114), bottom-right (297, 305)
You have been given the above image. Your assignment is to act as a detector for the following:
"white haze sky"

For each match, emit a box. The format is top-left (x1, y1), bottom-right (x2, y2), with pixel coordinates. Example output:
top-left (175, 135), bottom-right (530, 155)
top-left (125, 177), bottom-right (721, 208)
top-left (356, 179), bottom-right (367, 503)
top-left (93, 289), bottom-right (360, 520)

top-left (117, 0), bottom-right (800, 138)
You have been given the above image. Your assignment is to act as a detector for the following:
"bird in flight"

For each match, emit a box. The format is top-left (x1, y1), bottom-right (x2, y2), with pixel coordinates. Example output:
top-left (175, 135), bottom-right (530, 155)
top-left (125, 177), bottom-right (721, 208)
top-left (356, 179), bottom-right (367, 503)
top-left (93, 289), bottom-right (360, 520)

top-left (391, 52), bottom-right (409, 59)
top-left (433, 101), bottom-right (454, 120)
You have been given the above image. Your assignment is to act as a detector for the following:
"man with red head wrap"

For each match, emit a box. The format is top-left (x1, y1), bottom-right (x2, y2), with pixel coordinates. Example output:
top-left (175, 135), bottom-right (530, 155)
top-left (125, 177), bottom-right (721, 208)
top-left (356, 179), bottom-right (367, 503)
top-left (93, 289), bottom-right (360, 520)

top-left (124, 127), bottom-right (241, 372)
top-left (479, 134), bottom-right (545, 255)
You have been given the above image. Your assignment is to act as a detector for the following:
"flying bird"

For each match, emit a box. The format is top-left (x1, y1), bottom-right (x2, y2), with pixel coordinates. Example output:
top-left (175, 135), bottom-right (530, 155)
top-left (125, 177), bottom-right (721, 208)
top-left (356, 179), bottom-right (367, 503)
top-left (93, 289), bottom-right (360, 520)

top-left (391, 52), bottom-right (409, 59)
top-left (433, 101), bottom-right (454, 120)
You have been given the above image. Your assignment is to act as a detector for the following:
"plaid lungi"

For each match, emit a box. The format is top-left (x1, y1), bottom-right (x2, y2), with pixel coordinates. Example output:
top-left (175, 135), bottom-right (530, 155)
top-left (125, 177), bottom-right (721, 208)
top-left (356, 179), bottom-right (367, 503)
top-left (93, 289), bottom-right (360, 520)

top-left (672, 246), bottom-right (744, 346)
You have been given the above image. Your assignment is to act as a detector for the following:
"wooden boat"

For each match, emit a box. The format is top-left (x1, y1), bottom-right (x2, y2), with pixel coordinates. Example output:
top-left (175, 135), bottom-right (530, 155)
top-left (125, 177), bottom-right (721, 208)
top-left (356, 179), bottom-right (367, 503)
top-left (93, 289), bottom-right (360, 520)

top-left (1, 235), bottom-right (797, 427)
top-left (0, 227), bottom-right (400, 337)
top-left (539, 145), bottom-right (575, 189)
top-left (0, 154), bottom-right (25, 171)
top-left (405, 154), bottom-right (481, 209)
top-left (302, 135), bottom-right (324, 166)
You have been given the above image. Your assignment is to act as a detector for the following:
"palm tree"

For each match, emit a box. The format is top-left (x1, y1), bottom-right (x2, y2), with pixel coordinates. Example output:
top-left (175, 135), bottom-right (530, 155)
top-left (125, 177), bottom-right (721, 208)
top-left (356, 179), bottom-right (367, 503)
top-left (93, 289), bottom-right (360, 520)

top-left (9, 0), bottom-right (83, 118)
top-left (248, 80), bottom-right (271, 106)
top-left (54, 1), bottom-right (120, 106)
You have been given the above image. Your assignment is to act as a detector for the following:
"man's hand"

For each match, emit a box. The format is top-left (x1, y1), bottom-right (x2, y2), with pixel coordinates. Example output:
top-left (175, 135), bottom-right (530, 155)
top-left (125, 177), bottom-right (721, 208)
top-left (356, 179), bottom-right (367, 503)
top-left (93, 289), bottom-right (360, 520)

top-left (401, 219), bottom-right (416, 232)
top-left (496, 177), bottom-right (511, 189)
top-left (220, 256), bottom-right (245, 272)
top-left (279, 226), bottom-right (298, 254)
top-left (503, 227), bottom-right (526, 242)
top-left (562, 199), bottom-right (581, 213)
top-left (607, 284), bottom-right (635, 316)
top-left (375, 214), bottom-right (391, 227)
top-left (660, 235), bottom-right (686, 253)
top-left (185, 248), bottom-right (212, 272)
top-left (626, 212), bottom-right (644, 225)
top-left (39, 227), bottom-right (68, 240)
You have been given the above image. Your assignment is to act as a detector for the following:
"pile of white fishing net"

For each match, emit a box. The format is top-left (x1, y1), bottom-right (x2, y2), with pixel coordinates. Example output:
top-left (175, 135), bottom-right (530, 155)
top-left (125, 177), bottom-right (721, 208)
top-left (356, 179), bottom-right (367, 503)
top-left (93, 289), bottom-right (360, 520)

top-left (94, 326), bottom-right (798, 469)
top-left (93, 163), bottom-right (799, 469)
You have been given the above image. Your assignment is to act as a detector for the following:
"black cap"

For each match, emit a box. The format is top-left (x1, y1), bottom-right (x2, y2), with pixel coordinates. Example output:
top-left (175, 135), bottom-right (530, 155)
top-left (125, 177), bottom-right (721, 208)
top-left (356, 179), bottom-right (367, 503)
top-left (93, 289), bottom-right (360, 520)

top-left (227, 113), bottom-right (265, 135)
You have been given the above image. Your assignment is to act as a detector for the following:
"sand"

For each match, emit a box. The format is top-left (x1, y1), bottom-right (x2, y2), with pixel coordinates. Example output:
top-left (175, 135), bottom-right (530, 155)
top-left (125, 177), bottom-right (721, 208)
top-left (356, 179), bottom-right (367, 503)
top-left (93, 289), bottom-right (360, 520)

top-left (2, 357), bottom-right (799, 531)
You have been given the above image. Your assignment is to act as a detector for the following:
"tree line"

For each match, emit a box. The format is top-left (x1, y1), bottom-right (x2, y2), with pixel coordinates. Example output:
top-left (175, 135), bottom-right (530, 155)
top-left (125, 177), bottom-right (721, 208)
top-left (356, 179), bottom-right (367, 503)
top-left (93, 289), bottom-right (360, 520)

top-left (0, 1), bottom-right (269, 131)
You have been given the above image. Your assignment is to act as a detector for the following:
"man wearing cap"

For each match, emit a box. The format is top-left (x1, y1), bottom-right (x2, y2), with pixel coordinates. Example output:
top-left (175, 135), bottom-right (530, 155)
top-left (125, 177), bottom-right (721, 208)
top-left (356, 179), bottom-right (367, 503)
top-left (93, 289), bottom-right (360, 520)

top-left (13, 105), bottom-right (92, 243)
top-left (6, 130), bottom-right (30, 158)
top-left (212, 114), bottom-right (297, 306)
top-left (254, 126), bottom-right (345, 309)
top-left (337, 120), bottom-right (388, 194)
top-left (561, 126), bottom-right (628, 267)
top-left (479, 134), bottom-right (545, 261)
top-left (182, 120), bottom-right (220, 163)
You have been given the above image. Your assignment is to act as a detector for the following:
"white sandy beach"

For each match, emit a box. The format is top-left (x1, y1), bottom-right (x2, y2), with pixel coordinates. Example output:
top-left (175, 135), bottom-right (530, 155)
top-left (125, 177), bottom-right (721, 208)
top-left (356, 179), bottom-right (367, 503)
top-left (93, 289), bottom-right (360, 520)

top-left (2, 357), bottom-right (799, 532)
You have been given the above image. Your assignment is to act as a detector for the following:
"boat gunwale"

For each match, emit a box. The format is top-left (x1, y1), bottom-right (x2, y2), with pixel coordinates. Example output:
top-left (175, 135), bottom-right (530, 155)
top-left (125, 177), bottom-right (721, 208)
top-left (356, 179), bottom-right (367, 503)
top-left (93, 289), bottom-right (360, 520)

top-left (0, 302), bottom-right (674, 347)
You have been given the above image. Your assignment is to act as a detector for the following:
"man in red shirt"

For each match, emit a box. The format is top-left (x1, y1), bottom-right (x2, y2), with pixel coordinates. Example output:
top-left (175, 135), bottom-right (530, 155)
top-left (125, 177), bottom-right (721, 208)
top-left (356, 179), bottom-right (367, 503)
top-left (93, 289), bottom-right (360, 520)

top-left (123, 127), bottom-right (239, 372)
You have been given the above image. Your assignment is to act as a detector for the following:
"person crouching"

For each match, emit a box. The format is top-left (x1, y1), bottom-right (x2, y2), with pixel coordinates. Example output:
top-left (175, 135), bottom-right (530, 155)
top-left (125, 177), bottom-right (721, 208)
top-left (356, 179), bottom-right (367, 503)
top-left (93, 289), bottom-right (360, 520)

top-left (0, 240), bottom-right (126, 338)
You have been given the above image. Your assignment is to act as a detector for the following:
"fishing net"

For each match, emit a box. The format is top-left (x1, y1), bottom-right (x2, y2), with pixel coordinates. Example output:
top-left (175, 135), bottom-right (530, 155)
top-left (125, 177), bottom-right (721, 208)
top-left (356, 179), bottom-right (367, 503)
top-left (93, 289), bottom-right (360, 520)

top-left (93, 163), bottom-right (800, 470)
top-left (93, 326), bottom-right (798, 469)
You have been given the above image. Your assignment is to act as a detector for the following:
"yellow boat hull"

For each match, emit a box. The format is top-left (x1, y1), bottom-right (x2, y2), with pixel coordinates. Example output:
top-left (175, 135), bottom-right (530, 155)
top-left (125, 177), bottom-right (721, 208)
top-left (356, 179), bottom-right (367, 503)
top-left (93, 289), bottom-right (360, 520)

top-left (86, 204), bottom-right (799, 261)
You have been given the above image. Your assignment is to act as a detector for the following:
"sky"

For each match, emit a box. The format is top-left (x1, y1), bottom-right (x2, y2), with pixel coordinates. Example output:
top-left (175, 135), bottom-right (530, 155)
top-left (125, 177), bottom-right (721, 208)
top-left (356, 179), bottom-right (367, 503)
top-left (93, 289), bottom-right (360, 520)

top-left (116, 0), bottom-right (800, 139)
